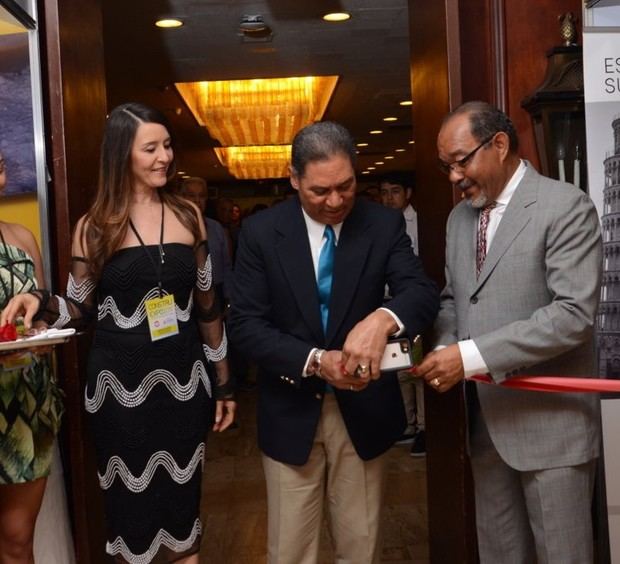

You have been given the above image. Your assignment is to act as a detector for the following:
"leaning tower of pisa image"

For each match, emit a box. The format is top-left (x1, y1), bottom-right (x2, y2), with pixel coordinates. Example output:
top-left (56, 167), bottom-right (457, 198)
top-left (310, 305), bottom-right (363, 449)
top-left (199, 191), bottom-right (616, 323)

top-left (598, 116), bottom-right (620, 378)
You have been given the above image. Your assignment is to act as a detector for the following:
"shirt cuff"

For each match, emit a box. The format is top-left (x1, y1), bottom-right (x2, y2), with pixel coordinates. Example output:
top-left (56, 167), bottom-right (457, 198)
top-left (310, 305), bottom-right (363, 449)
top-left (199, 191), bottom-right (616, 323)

top-left (377, 307), bottom-right (404, 336)
top-left (458, 340), bottom-right (489, 379)
top-left (302, 348), bottom-right (318, 378)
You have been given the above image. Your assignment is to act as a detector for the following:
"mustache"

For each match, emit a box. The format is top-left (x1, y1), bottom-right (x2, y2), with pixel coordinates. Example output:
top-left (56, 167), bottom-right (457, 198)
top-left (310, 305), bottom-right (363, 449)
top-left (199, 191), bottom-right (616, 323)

top-left (455, 178), bottom-right (473, 191)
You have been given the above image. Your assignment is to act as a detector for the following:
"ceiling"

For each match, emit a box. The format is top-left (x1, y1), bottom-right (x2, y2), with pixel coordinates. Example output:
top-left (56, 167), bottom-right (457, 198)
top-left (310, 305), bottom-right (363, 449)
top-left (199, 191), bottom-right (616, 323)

top-left (102, 0), bottom-right (415, 186)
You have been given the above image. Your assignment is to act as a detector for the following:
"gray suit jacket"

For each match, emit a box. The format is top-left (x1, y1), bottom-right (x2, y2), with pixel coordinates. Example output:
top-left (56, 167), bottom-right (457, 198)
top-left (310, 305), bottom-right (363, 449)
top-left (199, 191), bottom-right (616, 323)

top-left (435, 164), bottom-right (602, 471)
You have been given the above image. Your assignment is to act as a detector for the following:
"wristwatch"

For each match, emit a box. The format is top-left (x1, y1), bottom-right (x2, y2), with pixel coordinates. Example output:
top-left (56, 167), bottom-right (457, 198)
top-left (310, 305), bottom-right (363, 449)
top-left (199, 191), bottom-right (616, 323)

top-left (305, 348), bottom-right (325, 378)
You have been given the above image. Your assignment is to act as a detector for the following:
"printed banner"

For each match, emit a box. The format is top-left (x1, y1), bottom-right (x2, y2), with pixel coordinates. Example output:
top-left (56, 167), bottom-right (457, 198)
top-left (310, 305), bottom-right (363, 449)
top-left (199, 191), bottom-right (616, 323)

top-left (584, 29), bottom-right (620, 378)
top-left (584, 27), bottom-right (620, 563)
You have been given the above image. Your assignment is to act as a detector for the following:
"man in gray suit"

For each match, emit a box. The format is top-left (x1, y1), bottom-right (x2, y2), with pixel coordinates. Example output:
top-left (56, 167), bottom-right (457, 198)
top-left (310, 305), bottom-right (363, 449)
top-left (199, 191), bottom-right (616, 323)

top-left (417, 101), bottom-right (602, 563)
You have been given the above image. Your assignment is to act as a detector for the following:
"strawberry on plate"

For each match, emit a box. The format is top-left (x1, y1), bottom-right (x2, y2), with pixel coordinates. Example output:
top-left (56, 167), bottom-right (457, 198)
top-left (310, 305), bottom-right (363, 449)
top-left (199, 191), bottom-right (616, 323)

top-left (0, 323), bottom-right (18, 342)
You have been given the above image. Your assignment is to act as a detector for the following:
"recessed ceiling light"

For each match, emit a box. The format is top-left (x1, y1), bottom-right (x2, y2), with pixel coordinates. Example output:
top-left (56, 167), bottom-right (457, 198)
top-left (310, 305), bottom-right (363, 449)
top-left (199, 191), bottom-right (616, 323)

top-left (399, 100), bottom-right (413, 106)
top-left (356, 142), bottom-right (369, 147)
top-left (361, 171), bottom-right (370, 175)
top-left (383, 117), bottom-right (398, 122)
top-left (239, 14), bottom-right (268, 33)
top-left (323, 12), bottom-right (351, 22)
top-left (409, 140), bottom-right (415, 144)
top-left (367, 166), bottom-right (376, 170)
top-left (395, 148), bottom-right (406, 153)
top-left (369, 130), bottom-right (383, 135)
top-left (155, 18), bottom-right (183, 28)
top-left (384, 156), bottom-right (394, 160)
top-left (374, 161), bottom-right (384, 165)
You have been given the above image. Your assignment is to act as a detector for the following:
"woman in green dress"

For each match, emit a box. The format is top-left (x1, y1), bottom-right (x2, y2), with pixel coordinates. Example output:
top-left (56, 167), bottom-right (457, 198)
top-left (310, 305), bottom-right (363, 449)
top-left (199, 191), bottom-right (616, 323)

top-left (0, 151), bottom-right (63, 562)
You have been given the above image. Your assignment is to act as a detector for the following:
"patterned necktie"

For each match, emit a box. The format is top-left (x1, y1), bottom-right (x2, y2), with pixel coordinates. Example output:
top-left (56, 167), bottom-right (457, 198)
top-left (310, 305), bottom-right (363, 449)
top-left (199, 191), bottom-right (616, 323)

top-left (476, 203), bottom-right (495, 278)
top-left (317, 225), bottom-right (336, 332)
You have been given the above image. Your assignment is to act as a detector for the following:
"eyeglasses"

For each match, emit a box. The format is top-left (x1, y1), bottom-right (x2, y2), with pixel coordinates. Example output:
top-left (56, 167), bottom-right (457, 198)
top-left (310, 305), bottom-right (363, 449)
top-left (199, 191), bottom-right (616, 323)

top-left (438, 133), bottom-right (496, 175)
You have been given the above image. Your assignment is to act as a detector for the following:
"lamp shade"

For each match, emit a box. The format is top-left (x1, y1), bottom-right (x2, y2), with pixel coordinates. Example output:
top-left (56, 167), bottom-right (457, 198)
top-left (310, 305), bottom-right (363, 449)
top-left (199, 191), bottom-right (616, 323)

top-left (214, 145), bottom-right (291, 180)
top-left (175, 76), bottom-right (338, 146)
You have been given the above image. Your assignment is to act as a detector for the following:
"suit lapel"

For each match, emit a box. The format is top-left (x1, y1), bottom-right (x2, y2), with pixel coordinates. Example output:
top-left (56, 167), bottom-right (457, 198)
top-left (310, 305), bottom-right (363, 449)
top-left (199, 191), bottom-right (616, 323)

top-left (275, 199), bottom-right (324, 344)
top-left (327, 202), bottom-right (372, 344)
top-left (474, 166), bottom-right (538, 291)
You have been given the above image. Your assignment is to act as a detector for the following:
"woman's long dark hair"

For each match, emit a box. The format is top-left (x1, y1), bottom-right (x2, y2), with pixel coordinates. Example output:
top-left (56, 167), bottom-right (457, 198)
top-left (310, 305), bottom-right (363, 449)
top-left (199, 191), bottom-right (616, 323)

top-left (83, 102), bottom-right (200, 280)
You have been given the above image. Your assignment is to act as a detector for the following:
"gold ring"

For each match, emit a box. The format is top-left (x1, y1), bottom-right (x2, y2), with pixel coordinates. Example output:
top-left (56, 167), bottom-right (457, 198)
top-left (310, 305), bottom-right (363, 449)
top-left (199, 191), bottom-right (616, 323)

top-left (358, 364), bottom-right (368, 374)
top-left (431, 377), bottom-right (440, 387)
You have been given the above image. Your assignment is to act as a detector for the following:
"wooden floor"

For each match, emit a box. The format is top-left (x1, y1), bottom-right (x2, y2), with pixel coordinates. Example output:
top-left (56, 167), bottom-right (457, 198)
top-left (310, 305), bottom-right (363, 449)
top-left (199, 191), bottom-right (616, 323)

top-left (199, 388), bottom-right (429, 563)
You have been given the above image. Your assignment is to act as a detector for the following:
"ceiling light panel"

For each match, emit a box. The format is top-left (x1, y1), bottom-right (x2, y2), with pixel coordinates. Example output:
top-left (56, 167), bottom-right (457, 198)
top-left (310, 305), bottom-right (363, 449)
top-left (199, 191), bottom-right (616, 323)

top-left (214, 145), bottom-right (291, 180)
top-left (176, 76), bottom-right (339, 146)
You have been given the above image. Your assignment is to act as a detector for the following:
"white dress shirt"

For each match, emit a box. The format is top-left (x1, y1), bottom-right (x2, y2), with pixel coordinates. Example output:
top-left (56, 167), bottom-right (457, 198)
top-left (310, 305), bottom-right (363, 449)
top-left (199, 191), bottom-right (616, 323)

top-left (300, 209), bottom-right (404, 375)
top-left (403, 204), bottom-right (419, 255)
top-left (458, 160), bottom-right (527, 378)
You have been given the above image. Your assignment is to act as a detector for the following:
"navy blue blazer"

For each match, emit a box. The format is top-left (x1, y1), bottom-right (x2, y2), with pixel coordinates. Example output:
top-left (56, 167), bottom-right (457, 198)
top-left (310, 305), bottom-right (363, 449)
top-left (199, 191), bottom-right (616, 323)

top-left (228, 196), bottom-right (439, 465)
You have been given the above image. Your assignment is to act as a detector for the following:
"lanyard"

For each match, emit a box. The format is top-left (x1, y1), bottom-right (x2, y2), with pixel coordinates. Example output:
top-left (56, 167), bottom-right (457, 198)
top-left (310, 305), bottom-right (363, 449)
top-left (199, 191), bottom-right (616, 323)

top-left (129, 201), bottom-right (165, 297)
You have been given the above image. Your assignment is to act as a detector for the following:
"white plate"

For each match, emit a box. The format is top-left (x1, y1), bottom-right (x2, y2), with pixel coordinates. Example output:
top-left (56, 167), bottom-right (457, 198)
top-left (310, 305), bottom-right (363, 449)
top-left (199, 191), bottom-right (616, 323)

top-left (0, 328), bottom-right (76, 352)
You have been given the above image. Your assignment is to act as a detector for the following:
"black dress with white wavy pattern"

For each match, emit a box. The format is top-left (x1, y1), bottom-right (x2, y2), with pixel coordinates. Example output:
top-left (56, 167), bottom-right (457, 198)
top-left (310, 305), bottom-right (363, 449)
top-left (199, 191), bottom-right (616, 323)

top-left (36, 241), bottom-right (231, 563)
top-left (89, 244), bottom-right (213, 563)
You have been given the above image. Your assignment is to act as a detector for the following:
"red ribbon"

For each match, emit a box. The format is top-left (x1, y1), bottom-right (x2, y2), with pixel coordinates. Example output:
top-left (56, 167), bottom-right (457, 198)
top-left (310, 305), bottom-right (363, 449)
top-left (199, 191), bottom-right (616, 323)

top-left (470, 374), bottom-right (620, 393)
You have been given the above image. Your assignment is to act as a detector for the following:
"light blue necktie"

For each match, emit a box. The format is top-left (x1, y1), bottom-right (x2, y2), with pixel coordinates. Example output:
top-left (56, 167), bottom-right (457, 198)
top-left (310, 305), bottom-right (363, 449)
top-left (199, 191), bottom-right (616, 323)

top-left (317, 225), bottom-right (336, 333)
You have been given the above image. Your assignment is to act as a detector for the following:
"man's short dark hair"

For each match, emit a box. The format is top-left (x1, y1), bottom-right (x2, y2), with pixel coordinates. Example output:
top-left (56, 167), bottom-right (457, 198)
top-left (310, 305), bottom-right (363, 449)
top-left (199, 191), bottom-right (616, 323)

top-left (446, 101), bottom-right (519, 153)
top-left (291, 121), bottom-right (357, 178)
top-left (379, 171), bottom-right (415, 192)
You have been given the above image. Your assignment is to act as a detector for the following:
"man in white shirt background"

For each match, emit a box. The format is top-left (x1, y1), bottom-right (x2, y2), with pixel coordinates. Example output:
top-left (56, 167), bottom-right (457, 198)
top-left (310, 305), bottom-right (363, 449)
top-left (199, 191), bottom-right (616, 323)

top-left (380, 173), bottom-right (425, 456)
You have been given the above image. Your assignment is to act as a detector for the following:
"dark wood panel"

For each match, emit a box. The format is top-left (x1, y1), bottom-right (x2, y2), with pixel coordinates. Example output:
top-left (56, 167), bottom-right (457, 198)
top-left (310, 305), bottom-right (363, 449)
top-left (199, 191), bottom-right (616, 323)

top-left (38, 0), bottom-right (108, 561)
top-left (503, 0), bottom-right (582, 169)
top-left (409, 1), bottom-right (478, 562)
top-left (458, 0), bottom-right (494, 105)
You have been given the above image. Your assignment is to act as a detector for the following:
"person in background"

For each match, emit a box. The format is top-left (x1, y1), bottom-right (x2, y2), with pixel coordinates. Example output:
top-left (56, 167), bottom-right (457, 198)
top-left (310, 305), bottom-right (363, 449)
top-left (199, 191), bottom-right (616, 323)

top-left (380, 173), bottom-right (417, 254)
top-left (215, 197), bottom-right (233, 228)
top-left (179, 177), bottom-right (232, 306)
top-left (380, 172), bottom-right (425, 456)
top-left (230, 203), bottom-right (242, 227)
top-left (418, 101), bottom-right (602, 563)
top-left (0, 150), bottom-right (64, 563)
top-left (249, 202), bottom-right (268, 215)
top-left (2, 103), bottom-right (235, 564)
top-left (228, 121), bottom-right (439, 564)
top-left (216, 197), bottom-right (242, 260)
top-left (180, 178), bottom-right (250, 396)
top-left (229, 203), bottom-right (242, 258)
top-left (359, 184), bottom-right (382, 203)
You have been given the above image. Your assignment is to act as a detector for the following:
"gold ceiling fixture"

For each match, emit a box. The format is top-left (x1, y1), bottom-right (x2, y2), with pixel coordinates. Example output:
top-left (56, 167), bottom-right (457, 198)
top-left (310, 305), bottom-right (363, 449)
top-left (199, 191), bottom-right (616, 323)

top-left (214, 145), bottom-right (291, 180)
top-left (175, 76), bottom-right (339, 147)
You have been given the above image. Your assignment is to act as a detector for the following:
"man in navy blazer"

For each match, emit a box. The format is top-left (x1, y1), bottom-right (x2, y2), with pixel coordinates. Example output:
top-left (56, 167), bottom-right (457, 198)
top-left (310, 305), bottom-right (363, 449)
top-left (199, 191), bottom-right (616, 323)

top-left (228, 121), bottom-right (438, 564)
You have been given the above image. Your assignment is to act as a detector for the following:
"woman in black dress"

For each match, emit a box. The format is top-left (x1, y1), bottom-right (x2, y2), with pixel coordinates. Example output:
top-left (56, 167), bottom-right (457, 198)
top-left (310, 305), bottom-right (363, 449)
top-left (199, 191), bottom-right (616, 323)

top-left (2, 103), bottom-right (235, 563)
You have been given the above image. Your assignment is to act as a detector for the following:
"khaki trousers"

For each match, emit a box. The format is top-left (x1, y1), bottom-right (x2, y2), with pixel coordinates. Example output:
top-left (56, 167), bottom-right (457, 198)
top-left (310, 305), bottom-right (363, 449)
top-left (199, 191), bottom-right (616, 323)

top-left (262, 393), bottom-right (387, 564)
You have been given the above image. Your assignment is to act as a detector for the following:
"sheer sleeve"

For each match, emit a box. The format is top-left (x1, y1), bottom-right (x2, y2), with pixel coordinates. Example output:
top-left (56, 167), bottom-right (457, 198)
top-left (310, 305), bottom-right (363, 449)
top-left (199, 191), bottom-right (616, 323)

top-left (194, 241), bottom-right (233, 399)
top-left (33, 257), bottom-right (97, 331)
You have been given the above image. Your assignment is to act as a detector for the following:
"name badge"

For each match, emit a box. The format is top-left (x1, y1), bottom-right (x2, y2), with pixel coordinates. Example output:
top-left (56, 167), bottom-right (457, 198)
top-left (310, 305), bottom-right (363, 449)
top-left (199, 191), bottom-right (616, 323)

top-left (1, 352), bottom-right (33, 371)
top-left (145, 294), bottom-right (179, 342)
